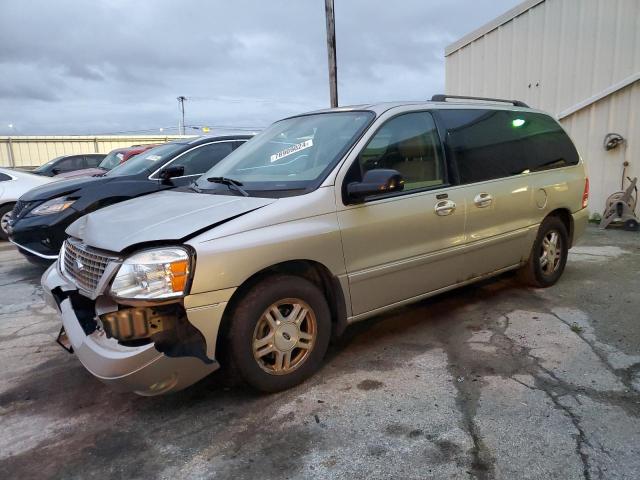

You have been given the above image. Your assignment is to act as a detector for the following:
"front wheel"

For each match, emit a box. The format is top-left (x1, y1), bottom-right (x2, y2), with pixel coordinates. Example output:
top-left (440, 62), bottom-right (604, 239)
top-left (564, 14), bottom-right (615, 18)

top-left (0, 204), bottom-right (15, 241)
top-left (226, 275), bottom-right (331, 392)
top-left (519, 216), bottom-right (569, 288)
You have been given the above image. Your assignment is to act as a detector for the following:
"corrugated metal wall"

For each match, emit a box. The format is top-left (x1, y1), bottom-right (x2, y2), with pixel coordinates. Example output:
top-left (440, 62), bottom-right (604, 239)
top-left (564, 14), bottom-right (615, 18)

top-left (445, 0), bottom-right (640, 215)
top-left (562, 80), bottom-right (640, 208)
top-left (0, 135), bottom-right (191, 168)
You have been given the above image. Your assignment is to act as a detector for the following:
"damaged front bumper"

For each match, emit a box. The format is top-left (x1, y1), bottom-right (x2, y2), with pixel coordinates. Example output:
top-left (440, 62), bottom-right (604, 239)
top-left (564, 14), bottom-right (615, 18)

top-left (42, 264), bottom-right (226, 396)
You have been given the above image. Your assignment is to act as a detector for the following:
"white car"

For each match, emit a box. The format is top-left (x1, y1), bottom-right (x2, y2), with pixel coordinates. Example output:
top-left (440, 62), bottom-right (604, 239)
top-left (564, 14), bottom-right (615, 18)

top-left (0, 167), bottom-right (56, 240)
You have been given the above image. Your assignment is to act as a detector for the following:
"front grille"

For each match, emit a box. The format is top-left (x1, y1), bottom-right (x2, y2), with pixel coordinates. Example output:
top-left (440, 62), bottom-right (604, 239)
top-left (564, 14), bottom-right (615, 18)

top-left (12, 200), bottom-right (42, 220)
top-left (12, 200), bottom-right (32, 219)
top-left (62, 238), bottom-right (118, 295)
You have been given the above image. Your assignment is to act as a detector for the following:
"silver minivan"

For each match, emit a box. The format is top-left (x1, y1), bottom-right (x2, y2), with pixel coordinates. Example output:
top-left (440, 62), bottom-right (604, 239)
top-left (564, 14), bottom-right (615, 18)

top-left (42, 96), bottom-right (589, 395)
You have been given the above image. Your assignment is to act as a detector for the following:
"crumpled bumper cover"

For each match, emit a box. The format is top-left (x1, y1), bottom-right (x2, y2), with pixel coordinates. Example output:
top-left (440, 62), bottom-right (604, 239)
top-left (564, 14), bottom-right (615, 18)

top-left (41, 264), bottom-right (220, 396)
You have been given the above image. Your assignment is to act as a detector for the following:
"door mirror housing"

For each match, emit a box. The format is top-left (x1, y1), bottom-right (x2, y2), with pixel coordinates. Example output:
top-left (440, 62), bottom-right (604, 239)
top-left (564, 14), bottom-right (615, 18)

top-left (51, 167), bottom-right (61, 175)
top-left (158, 165), bottom-right (185, 182)
top-left (347, 169), bottom-right (404, 202)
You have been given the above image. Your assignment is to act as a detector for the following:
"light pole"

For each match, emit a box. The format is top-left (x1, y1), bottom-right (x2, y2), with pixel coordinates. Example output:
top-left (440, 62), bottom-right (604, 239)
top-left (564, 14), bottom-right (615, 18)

top-left (7, 124), bottom-right (15, 167)
top-left (177, 96), bottom-right (187, 135)
top-left (324, 0), bottom-right (338, 108)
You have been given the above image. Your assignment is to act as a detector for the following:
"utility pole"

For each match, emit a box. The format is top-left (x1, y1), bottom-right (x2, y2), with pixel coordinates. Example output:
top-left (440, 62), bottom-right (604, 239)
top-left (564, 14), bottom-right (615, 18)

top-left (177, 96), bottom-right (187, 135)
top-left (324, 0), bottom-right (338, 108)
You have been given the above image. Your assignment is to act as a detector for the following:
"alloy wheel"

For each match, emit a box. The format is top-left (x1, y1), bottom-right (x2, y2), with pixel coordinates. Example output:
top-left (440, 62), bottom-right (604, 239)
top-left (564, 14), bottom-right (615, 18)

top-left (252, 298), bottom-right (317, 375)
top-left (539, 229), bottom-right (562, 275)
top-left (0, 211), bottom-right (11, 234)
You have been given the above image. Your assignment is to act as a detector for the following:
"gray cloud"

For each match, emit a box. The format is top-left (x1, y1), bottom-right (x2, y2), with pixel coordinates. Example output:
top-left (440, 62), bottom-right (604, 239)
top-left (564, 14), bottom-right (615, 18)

top-left (0, 0), bottom-right (520, 135)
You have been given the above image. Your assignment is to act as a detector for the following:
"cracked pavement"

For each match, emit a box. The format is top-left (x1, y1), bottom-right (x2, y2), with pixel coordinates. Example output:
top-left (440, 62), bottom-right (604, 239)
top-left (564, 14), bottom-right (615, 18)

top-left (0, 226), bottom-right (639, 479)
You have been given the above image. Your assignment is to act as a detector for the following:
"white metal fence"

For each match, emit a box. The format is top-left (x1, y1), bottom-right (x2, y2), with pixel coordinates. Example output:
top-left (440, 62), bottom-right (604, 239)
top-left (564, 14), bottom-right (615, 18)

top-left (0, 135), bottom-right (193, 168)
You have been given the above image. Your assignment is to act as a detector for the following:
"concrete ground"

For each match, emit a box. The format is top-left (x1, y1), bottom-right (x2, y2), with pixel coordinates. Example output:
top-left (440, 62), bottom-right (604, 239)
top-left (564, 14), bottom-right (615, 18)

top-left (0, 225), bottom-right (639, 480)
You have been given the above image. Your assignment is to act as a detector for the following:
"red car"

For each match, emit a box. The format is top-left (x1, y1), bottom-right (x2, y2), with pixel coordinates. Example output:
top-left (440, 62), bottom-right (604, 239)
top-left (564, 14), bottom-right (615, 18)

top-left (57, 144), bottom-right (160, 179)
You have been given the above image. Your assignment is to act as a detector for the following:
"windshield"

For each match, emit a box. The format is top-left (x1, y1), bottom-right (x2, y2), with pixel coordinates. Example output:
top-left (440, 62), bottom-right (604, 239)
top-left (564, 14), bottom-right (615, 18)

top-left (196, 111), bottom-right (373, 195)
top-left (34, 156), bottom-right (63, 172)
top-left (107, 143), bottom-right (185, 177)
top-left (98, 150), bottom-right (126, 170)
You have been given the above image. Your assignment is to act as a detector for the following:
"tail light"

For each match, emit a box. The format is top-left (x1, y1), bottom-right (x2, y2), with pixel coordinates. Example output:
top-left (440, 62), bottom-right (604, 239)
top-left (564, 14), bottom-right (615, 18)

top-left (582, 178), bottom-right (589, 208)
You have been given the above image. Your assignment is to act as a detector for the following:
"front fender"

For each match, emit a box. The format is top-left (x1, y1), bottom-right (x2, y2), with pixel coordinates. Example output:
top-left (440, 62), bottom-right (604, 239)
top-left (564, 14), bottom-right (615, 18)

top-left (186, 212), bottom-right (345, 295)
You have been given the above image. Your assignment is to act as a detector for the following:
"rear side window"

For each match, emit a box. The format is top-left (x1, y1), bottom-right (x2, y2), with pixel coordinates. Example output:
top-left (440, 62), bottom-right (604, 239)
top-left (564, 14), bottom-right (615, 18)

top-left (0, 172), bottom-right (12, 182)
top-left (438, 109), bottom-right (579, 184)
top-left (56, 155), bottom-right (85, 172)
top-left (85, 155), bottom-right (103, 168)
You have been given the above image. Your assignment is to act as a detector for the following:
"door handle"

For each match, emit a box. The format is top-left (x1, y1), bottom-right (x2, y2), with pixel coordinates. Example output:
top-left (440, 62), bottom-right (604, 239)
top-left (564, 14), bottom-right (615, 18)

top-left (474, 192), bottom-right (493, 208)
top-left (434, 199), bottom-right (456, 216)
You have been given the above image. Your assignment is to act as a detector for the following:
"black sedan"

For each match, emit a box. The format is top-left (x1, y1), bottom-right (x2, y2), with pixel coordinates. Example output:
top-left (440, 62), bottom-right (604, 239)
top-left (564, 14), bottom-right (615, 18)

top-left (8, 135), bottom-right (251, 262)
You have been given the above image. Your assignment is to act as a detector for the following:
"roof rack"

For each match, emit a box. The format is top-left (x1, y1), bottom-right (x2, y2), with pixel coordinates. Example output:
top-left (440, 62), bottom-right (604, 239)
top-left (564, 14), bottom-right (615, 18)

top-left (431, 94), bottom-right (529, 108)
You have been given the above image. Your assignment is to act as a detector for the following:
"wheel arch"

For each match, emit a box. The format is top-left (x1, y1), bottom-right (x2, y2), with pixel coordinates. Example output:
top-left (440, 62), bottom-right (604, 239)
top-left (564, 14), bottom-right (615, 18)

top-left (545, 208), bottom-right (575, 247)
top-left (218, 259), bottom-right (349, 349)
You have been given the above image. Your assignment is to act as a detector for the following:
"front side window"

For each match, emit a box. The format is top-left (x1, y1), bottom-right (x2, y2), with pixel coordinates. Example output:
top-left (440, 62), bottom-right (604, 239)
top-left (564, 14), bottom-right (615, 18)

top-left (196, 112), bottom-right (374, 196)
top-left (352, 111), bottom-right (445, 192)
top-left (438, 109), bottom-right (579, 184)
top-left (168, 142), bottom-right (234, 177)
top-left (33, 156), bottom-right (63, 173)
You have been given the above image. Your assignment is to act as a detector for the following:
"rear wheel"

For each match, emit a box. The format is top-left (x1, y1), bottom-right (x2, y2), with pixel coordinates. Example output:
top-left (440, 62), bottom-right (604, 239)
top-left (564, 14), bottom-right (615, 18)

top-left (226, 275), bottom-right (331, 392)
top-left (623, 218), bottom-right (639, 232)
top-left (519, 216), bottom-right (569, 288)
top-left (0, 204), bottom-right (15, 241)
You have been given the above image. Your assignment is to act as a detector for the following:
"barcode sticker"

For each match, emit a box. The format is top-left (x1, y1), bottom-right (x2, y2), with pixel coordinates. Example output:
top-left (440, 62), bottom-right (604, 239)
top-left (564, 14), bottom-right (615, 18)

top-left (270, 139), bottom-right (313, 163)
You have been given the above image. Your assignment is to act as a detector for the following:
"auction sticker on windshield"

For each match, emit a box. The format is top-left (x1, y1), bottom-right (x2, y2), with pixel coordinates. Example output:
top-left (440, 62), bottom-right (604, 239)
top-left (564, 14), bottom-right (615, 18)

top-left (270, 139), bottom-right (313, 163)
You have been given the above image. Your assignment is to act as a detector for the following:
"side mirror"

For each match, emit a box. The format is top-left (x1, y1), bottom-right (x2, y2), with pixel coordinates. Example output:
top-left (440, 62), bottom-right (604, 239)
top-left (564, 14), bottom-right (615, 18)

top-left (51, 168), bottom-right (61, 175)
top-left (158, 165), bottom-right (185, 182)
top-left (347, 169), bottom-right (404, 202)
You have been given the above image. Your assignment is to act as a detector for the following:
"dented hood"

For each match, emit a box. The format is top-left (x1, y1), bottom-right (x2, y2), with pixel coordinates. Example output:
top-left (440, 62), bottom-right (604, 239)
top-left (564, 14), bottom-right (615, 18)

top-left (66, 190), bottom-right (276, 252)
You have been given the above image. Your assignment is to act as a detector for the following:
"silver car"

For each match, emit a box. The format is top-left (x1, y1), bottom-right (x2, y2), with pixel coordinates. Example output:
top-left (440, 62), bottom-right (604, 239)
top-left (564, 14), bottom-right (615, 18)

top-left (42, 97), bottom-right (589, 395)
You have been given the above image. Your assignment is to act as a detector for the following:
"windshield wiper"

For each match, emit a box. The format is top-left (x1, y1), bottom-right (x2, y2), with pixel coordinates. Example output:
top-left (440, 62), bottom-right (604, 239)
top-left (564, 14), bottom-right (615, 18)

top-left (206, 176), bottom-right (250, 197)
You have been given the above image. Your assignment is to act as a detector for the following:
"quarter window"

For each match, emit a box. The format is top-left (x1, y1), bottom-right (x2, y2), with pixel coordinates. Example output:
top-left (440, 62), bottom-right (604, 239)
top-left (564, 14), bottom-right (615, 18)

top-left (0, 172), bottom-right (12, 182)
top-left (438, 109), bottom-right (579, 184)
top-left (354, 111), bottom-right (445, 192)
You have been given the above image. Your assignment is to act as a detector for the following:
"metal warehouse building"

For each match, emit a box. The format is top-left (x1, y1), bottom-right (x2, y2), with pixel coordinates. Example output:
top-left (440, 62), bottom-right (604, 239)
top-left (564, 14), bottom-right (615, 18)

top-left (445, 0), bottom-right (639, 215)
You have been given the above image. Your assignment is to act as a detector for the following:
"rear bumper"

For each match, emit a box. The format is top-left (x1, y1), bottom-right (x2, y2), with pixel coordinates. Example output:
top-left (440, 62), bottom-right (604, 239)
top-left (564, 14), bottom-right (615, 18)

top-left (42, 265), bottom-right (219, 395)
top-left (571, 207), bottom-right (589, 246)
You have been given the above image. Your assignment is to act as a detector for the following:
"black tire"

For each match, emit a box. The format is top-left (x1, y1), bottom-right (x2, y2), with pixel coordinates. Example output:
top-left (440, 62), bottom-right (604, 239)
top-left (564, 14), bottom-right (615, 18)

top-left (519, 216), bottom-right (569, 288)
top-left (623, 218), bottom-right (639, 232)
top-left (225, 274), bottom-right (331, 392)
top-left (0, 203), bottom-right (15, 241)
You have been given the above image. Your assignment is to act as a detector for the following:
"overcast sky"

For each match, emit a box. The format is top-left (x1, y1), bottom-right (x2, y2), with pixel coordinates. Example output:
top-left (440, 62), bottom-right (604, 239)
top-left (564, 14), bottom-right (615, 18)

top-left (0, 0), bottom-right (520, 135)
